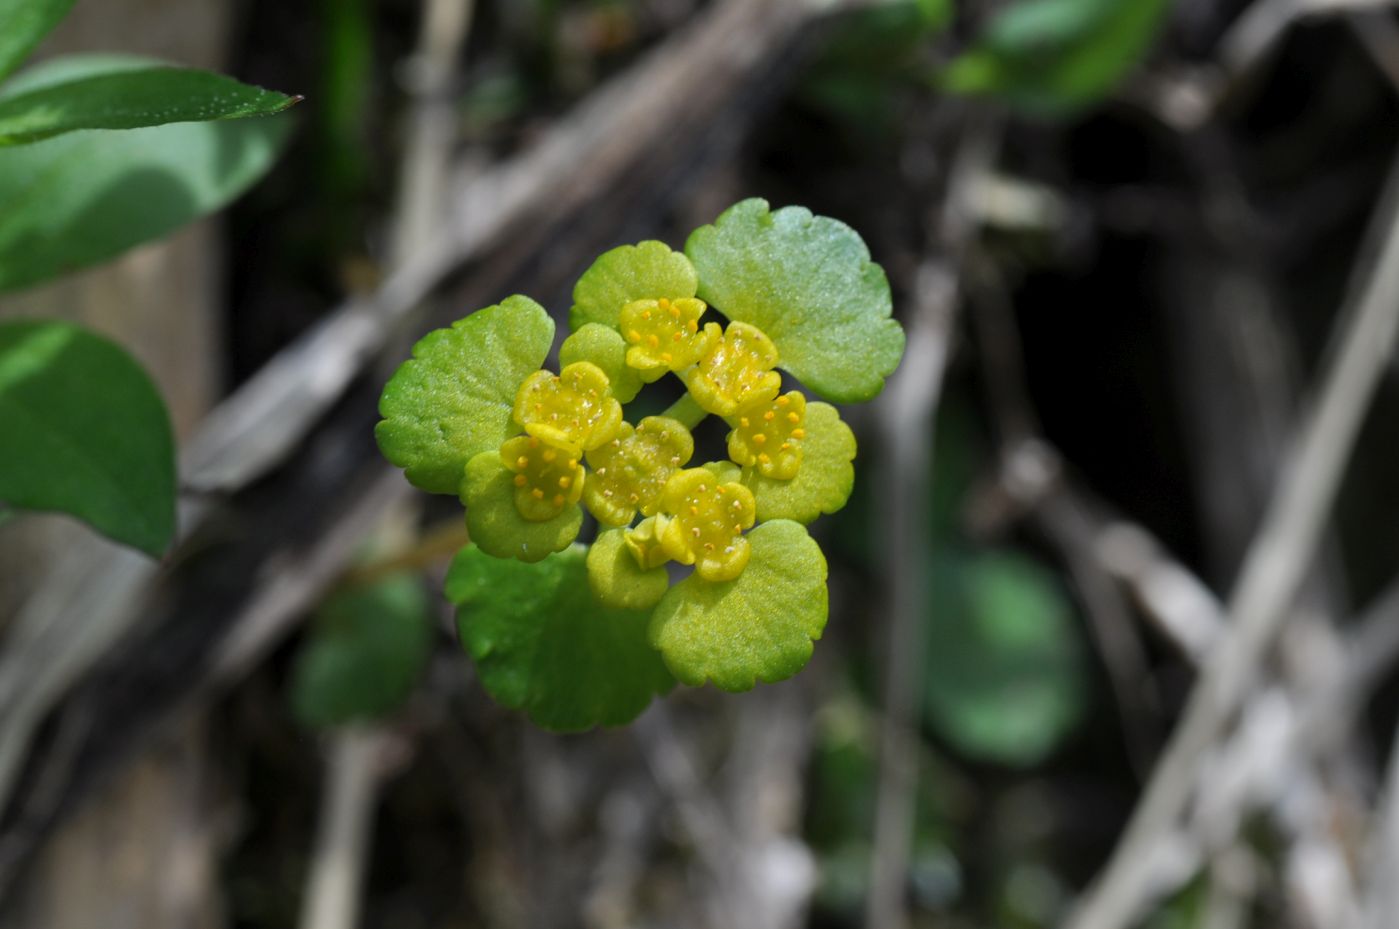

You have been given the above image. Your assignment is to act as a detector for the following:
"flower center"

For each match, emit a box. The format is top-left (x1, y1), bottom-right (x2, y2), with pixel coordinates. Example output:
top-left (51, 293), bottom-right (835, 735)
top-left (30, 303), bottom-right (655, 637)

top-left (513, 361), bottom-right (623, 454)
top-left (583, 416), bottom-right (694, 526)
top-left (620, 297), bottom-right (715, 373)
top-left (500, 434), bottom-right (584, 521)
top-left (728, 390), bottom-right (806, 480)
top-left (624, 515), bottom-right (673, 570)
top-left (686, 321), bottom-right (781, 417)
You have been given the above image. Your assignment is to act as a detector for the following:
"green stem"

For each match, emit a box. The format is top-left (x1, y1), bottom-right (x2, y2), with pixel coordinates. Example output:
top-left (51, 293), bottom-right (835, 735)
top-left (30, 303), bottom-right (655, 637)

top-left (660, 392), bottom-right (708, 430)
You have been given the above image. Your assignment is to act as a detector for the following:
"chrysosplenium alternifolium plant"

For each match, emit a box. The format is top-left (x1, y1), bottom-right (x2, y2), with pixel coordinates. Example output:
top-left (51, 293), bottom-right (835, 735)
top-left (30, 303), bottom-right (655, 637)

top-left (376, 199), bottom-right (905, 730)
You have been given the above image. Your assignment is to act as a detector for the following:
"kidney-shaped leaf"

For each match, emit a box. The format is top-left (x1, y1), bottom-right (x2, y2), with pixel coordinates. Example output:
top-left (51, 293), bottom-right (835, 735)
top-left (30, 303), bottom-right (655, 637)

top-left (0, 66), bottom-right (299, 146)
top-left (290, 574), bottom-right (434, 729)
top-left (0, 320), bottom-right (174, 554)
top-left (446, 543), bottom-right (674, 731)
top-left (0, 0), bottom-right (76, 82)
top-left (377, 296), bottom-right (554, 495)
top-left (0, 55), bottom-right (292, 293)
top-left (685, 199), bottom-right (904, 403)
top-left (649, 519), bottom-right (828, 691)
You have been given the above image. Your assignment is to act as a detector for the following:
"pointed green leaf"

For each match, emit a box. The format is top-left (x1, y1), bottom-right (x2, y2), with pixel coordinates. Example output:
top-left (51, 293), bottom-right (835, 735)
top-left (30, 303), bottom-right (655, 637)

top-left (0, 320), bottom-right (174, 554)
top-left (924, 551), bottom-right (1086, 767)
top-left (461, 451), bottom-right (581, 562)
top-left (649, 519), bottom-right (827, 691)
top-left (0, 0), bottom-right (76, 82)
top-left (685, 199), bottom-right (904, 403)
top-left (560, 322), bottom-right (649, 404)
top-left (377, 296), bottom-right (554, 495)
top-left (290, 574), bottom-right (434, 728)
top-left (569, 240), bottom-right (697, 331)
top-left (445, 543), bottom-right (674, 731)
top-left (0, 66), bottom-right (298, 146)
top-left (0, 55), bottom-right (292, 293)
top-left (586, 528), bottom-right (669, 610)
top-left (740, 401), bottom-right (856, 524)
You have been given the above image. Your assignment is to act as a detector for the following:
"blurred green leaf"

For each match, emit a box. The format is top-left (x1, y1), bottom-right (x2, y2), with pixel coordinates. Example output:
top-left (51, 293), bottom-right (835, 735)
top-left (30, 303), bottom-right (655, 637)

top-left (0, 55), bottom-right (292, 293)
top-left (0, 67), bottom-right (297, 146)
top-left (942, 0), bottom-right (1170, 117)
top-left (445, 543), bottom-right (673, 731)
top-left (316, 0), bottom-right (373, 201)
top-left (0, 320), bottom-right (174, 555)
top-left (924, 550), bottom-right (1085, 766)
top-left (0, 0), bottom-right (75, 82)
top-left (291, 575), bottom-right (434, 728)
top-left (799, 0), bottom-right (949, 133)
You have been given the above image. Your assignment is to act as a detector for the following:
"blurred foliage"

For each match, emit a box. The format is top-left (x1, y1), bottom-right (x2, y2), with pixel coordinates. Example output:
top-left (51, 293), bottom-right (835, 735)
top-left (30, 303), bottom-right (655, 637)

top-left (924, 550), bottom-right (1086, 767)
top-left (289, 574), bottom-right (434, 728)
top-left (315, 0), bottom-right (373, 201)
top-left (942, 0), bottom-right (1170, 117)
top-left (0, 320), bottom-right (175, 554)
top-left (798, 0), bottom-right (950, 135)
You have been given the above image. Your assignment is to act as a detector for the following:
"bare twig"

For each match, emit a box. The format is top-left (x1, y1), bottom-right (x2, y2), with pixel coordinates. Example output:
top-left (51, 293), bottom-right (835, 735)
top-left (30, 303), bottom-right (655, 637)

top-left (865, 112), bottom-right (998, 929)
top-left (297, 727), bottom-right (399, 929)
top-left (1065, 151), bottom-right (1399, 929)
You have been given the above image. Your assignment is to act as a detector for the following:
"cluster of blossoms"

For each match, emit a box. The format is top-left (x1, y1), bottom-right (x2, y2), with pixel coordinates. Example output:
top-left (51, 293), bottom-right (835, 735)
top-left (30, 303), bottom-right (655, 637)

top-left (377, 200), bottom-right (904, 730)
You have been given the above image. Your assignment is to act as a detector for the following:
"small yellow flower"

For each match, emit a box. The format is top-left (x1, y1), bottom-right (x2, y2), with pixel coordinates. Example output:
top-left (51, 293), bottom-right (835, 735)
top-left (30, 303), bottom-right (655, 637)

top-left (513, 361), bottom-right (623, 455)
top-left (620, 297), bottom-right (716, 373)
top-left (583, 416), bottom-right (694, 526)
top-left (727, 390), bottom-right (806, 480)
top-left (658, 468), bottom-right (756, 581)
top-left (625, 515), bottom-right (673, 570)
top-left (500, 434), bottom-right (585, 522)
top-left (686, 322), bottom-right (781, 417)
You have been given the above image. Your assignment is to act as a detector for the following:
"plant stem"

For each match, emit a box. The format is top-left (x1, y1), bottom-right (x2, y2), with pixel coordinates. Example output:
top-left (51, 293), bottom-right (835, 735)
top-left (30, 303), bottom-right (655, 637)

top-left (660, 392), bottom-right (708, 430)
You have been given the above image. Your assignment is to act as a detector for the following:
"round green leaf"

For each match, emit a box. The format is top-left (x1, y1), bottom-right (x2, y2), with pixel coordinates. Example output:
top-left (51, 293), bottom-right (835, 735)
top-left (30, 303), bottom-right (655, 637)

top-left (0, 55), bottom-right (292, 294)
top-left (569, 240), bottom-right (697, 331)
top-left (685, 198), bottom-right (904, 403)
top-left (0, 320), bottom-right (174, 555)
top-left (377, 296), bottom-right (554, 495)
top-left (924, 551), bottom-right (1086, 767)
top-left (560, 322), bottom-right (649, 404)
top-left (290, 574), bottom-right (434, 729)
top-left (586, 528), bottom-right (669, 610)
top-left (0, 67), bottom-right (299, 146)
top-left (461, 451), bottom-right (581, 563)
top-left (738, 401), bottom-right (856, 524)
top-left (445, 543), bottom-right (674, 731)
top-left (649, 519), bottom-right (828, 691)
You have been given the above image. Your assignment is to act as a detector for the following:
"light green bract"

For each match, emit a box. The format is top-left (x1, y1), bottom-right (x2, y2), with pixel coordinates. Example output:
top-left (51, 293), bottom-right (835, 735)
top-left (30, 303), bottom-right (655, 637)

top-left (462, 452), bottom-right (583, 562)
top-left (711, 402), bottom-right (857, 524)
top-left (561, 323), bottom-right (648, 403)
top-left (587, 528), bottom-right (669, 610)
top-left (570, 240), bottom-right (698, 331)
top-left (376, 199), bottom-right (904, 729)
top-left (685, 198), bottom-right (904, 403)
top-left (376, 295), bottom-right (554, 494)
top-left (649, 520), bottom-right (828, 691)
top-left (446, 544), bottom-right (674, 731)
